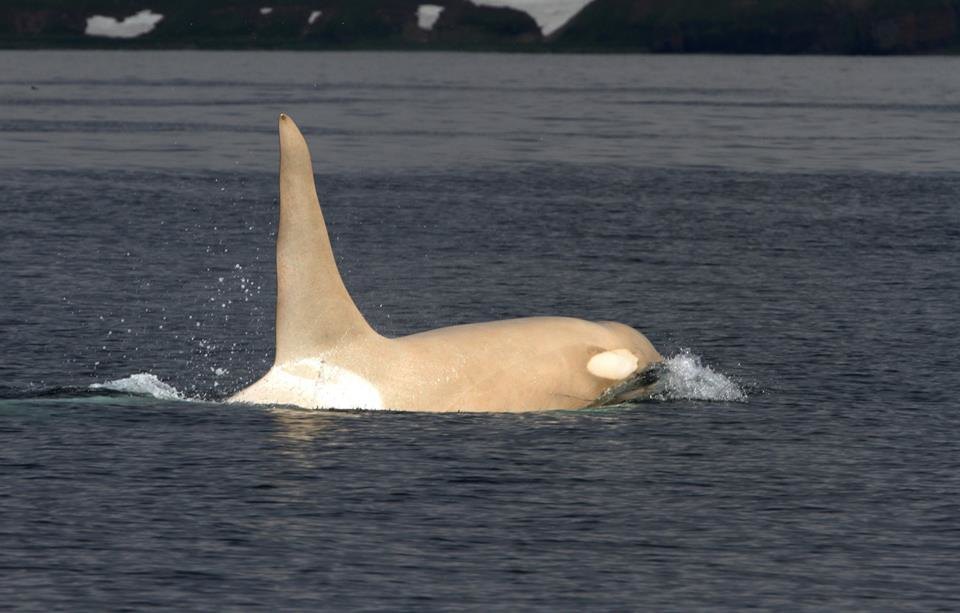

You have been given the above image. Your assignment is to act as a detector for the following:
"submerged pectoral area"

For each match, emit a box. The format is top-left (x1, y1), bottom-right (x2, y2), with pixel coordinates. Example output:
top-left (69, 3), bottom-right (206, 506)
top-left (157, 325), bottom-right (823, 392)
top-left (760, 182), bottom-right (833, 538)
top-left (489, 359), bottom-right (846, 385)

top-left (227, 114), bottom-right (666, 412)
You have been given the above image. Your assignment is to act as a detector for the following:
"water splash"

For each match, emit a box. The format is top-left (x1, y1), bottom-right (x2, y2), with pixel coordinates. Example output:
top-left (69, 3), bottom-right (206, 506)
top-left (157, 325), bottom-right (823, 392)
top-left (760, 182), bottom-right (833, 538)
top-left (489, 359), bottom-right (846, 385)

top-left (652, 351), bottom-right (746, 402)
top-left (89, 373), bottom-right (185, 401)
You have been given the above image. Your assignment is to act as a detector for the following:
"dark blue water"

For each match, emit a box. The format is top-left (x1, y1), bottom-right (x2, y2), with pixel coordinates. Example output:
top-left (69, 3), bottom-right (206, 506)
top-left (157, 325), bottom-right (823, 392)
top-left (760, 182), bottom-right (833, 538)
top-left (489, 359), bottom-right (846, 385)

top-left (1, 51), bottom-right (959, 610)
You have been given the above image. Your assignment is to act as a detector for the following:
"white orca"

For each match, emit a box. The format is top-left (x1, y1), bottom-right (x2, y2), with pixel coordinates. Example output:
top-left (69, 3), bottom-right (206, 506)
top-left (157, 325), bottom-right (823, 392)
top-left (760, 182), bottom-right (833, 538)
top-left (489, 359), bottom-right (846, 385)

top-left (229, 114), bottom-right (662, 412)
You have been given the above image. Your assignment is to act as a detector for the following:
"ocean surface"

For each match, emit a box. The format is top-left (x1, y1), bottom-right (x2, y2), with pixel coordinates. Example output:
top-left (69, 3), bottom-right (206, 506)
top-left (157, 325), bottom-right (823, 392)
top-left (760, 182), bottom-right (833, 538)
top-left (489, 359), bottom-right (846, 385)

top-left (1, 51), bottom-right (958, 610)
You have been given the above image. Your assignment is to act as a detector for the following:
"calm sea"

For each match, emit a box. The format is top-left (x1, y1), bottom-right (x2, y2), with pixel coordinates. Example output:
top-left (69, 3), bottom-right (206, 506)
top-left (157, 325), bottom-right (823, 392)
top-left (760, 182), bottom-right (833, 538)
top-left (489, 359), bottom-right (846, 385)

top-left (1, 51), bottom-right (958, 610)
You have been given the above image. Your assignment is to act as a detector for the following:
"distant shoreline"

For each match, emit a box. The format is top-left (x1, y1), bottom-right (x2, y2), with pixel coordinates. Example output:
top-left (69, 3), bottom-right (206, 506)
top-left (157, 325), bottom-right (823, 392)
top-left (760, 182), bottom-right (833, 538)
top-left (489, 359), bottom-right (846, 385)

top-left (4, 0), bottom-right (960, 55)
top-left (3, 44), bottom-right (958, 56)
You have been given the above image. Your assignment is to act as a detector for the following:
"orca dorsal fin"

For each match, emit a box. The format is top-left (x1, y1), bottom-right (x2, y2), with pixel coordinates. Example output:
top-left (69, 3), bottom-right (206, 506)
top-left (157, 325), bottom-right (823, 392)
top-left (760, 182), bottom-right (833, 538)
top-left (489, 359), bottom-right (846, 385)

top-left (273, 114), bottom-right (377, 364)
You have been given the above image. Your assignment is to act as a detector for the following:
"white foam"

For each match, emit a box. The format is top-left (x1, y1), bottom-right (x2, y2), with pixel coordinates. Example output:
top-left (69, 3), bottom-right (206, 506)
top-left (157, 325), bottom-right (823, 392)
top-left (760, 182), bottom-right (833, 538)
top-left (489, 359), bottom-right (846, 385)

top-left (475, 0), bottom-right (589, 35)
top-left (655, 352), bottom-right (746, 402)
top-left (90, 373), bottom-right (184, 401)
top-left (260, 7), bottom-right (273, 16)
top-left (85, 10), bottom-right (164, 39)
top-left (417, 5), bottom-right (444, 31)
top-left (308, 10), bottom-right (322, 25)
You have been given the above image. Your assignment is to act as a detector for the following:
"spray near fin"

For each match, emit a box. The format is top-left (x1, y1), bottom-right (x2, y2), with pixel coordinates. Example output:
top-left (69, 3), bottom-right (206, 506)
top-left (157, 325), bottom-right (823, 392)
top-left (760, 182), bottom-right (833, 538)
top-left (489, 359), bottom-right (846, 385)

top-left (273, 114), bottom-right (377, 364)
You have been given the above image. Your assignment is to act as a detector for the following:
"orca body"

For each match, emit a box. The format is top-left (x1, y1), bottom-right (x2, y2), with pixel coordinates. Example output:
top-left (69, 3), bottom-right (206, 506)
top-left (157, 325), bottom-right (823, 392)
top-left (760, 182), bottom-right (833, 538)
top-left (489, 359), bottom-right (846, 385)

top-left (229, 115), bottom-right (661, 412)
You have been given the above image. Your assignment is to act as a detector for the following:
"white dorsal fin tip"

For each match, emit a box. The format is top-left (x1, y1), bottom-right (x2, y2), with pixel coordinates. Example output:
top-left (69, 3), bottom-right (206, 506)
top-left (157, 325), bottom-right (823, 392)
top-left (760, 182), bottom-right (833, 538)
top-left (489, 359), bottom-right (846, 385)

top-left (587, 349), bottom-right (639, 380)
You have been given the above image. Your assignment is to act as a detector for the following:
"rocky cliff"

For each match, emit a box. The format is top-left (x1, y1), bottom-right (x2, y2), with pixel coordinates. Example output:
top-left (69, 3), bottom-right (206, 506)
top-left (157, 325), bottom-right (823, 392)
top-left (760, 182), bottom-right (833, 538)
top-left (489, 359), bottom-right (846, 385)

top-left (1, 0), bottom-right (958, 53)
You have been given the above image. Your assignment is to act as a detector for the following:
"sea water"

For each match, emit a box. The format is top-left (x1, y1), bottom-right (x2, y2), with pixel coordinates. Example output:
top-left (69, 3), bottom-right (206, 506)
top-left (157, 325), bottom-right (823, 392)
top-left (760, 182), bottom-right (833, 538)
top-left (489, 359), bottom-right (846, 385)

top-left (1, 52), bottom-right (958, 610)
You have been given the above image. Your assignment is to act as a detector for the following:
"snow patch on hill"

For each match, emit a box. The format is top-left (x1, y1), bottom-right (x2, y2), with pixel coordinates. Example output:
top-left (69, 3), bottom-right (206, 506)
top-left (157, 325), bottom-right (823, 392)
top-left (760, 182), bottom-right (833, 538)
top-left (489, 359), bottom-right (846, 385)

top-left (475, 0), bottom-right (589, 35)
top-left (85, 10), bottom-right (164, 39)
top-left (418, 5), bottom-right (445, 31)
